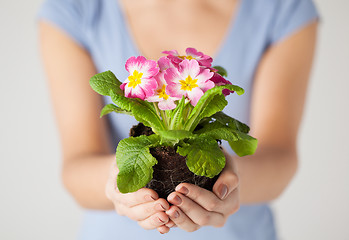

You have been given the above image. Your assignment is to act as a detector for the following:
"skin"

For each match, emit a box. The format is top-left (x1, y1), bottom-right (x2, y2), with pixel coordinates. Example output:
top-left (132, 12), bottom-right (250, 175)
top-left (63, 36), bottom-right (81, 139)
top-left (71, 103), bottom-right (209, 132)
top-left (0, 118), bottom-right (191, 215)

top-left (39, 0), bottom-right (318, 235)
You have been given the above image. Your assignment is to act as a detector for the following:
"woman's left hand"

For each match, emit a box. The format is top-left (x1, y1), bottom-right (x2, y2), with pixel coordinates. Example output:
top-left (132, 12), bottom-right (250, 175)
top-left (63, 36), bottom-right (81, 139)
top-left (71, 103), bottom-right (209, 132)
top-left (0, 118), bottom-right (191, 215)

top-left (165, 149), bottom-right (240, 232)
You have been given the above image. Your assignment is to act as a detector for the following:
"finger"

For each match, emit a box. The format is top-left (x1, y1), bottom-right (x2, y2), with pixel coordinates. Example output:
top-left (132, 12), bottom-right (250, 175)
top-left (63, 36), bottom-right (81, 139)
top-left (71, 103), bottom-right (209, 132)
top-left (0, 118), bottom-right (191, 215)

top-left (105, 161), bottom-right (119, 200)
top-left (157, 225), bottom-right (170, 234)
top-left (127, 198), bottom-right (170, 221)
top-left (113, 188), bottom-right (159, 207)
top-left (166, 205), bottom-right (200, 232)
top-left (168, 192), bottom-right (225, 227)
top-left (220, 187), bottom-right (240, 216)
top-left (212, 152), bottom-right (239, 200)
top-left (138, 212), bottom-right (169, 230)
top-left (175, 183), bottom-right (226, 213)
top-left (165, 220), bottom-right (176, 228)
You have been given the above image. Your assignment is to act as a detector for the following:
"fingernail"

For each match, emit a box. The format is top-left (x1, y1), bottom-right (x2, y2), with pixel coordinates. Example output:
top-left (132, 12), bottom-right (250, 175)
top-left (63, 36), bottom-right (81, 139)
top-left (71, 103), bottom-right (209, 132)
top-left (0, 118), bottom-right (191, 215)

top-left (155, 203), bottom-right (166, 211)
top-left (177, 186), bottom-right (189, 195)
top-left (145, 195), bottom-right (156, 201)
top-left (172, 210), bottom-right (179, 218)
top-left (158, 217), bottom-right (165, 223)
top-left (219, 184), bottom-right (228, 200)
top-left (172, 195), bottom-right (182, 205)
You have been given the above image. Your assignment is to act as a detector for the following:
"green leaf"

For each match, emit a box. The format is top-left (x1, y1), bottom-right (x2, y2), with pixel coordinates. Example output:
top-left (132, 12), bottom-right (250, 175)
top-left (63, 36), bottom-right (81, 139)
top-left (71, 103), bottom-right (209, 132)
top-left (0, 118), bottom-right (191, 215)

top-left (100, 104), bottom-right (133, 118)
top-left (158, 130), bottom-right (193, 145)
top-left (177, 137), bottom-right (225, 178)
top-left (194, 120), bottom-right (227, 134)
top-left (90, 71), bottom-right (123, 96)
top-left (228, 133), bottom-right (258, 157)
top-left (212, 66), bottom-right (228, 77)
top-left (110, 91), bottom-right (165, 133)
top-left (198, 127), bottom-right (258, 157)
top-left (185, 84), bottom-right (244, 131)
top-left (116, 135), bottom-right (160, 193)
top-left (198, 94), bottom-right (228, 123)
top-left (168, 96), bottom-right (187, 129)
top-left (211, 112), bottom-right (250, 133)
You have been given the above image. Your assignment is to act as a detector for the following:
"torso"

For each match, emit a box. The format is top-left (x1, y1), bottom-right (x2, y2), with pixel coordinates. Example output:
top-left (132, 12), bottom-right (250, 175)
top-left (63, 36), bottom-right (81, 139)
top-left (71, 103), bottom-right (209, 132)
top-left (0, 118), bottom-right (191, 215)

top-left (119, 0), bottom-right (239, 59)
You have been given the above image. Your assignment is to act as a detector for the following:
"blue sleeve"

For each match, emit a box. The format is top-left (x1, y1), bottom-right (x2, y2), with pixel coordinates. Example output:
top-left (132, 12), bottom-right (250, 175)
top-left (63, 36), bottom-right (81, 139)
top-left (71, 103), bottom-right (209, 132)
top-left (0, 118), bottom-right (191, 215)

top-left (37, 0), bottom-right (89, 50)
top-left (270, 0), bottom-right (320, 44)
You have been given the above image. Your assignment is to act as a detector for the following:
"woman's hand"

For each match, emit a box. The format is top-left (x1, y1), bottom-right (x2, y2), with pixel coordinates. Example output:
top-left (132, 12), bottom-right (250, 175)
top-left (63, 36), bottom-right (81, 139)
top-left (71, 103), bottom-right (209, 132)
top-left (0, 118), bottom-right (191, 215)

top-left (165, 149), bottom-right (240, 232)
top-left (106, 162), bottom-right (176, 234)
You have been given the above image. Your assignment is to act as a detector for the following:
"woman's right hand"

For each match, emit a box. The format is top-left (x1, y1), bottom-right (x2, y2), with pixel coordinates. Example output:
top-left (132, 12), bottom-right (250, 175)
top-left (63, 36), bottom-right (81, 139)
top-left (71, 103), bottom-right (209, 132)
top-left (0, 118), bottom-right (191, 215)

top-left (105, 162), bottom-right (175, 234)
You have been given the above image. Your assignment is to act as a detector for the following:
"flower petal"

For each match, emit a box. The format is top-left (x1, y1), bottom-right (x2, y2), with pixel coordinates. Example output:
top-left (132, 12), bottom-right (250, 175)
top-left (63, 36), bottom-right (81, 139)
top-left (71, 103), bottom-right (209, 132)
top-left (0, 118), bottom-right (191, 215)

top-left (185, 48), bottom-right (202, 58)
top-left (158, 99), bottom-right (177, 110)
top-left (120, 82), bottom-right (127, 91)
top-left (178, 59), bottom-right (200, 80)
top-left (125, 56), bottom-right (159, 79)
top-left (187, 87), bottom-right (204, 106)
top-left (162, 50), bottom-right (179, 56)
top-left (164, 67), bottom-right (181, 85)
top-left (167, 82), bottom-right (186, 98)
top-left (158, 56), bottom-right (175, 72)
top-left (125, 56), bottom-right (146, 73)
top-left (146, 95), bottom-right (162, 102)
top-left (154, 71), bottom-right (167, 87)
top-left (139, 77), bottom-right (158, 98)
top-left (196, 69), bottom-right (215, 91)
top-left (139, 60), bottom-right (159, 79)
top-left (130, 85), bottom-right (146, 99)
top-left (185, 47), bottom-right (213, 67)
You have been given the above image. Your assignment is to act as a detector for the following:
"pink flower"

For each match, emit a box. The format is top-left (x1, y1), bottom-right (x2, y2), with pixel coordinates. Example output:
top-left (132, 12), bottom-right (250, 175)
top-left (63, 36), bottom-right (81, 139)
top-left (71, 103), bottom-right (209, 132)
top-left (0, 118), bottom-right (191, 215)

top-left (146, 72), bottom-right (181, 110)
top-left (162, 47), bottom-right (213, 67)
top-left (157, 56), bottom-right (175, 72)
top-left (165, 59), bottom-right (214, 106)
top-left (120, 56), bottom-right (159, 100)
top-left (210, 72), bottom-right (234, 96)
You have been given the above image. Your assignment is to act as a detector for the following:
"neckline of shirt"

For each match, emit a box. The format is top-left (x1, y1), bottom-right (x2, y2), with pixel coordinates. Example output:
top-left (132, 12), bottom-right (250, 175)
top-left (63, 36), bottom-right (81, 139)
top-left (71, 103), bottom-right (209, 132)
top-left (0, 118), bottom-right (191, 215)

top-left (113, 0), bottom-right (245, 62)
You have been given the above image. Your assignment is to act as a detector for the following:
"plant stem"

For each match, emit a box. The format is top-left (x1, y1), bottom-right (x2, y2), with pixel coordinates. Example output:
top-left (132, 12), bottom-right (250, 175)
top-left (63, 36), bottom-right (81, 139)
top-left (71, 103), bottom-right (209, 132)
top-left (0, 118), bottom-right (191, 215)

top-left (165, 110), bottom-right (171, 128)
top-left (153, 102), bottom-right (161, 118)
top-left (160, 110), bottom-right (168, 129)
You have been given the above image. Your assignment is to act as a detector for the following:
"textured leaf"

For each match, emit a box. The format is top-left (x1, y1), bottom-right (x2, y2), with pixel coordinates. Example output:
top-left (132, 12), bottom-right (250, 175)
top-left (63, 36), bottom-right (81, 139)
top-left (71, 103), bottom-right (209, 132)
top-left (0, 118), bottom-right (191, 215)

top-left (228, 133), bottom-right (258, 157)
top-left (177, 137), bottom-right (226, 178)
top-left (212, 65), bottom-right (228, 77)
top-left (90, 71), bottom-right (123, 96)
top-left (169, 96), bottom-right (187, 129)
top-left (158, 130), bottom-right (193, 145)
top-left (100, 104), bottom-right (132, 118)
top-left (185, 84), bottom-right (244, 131)
top-left (198, 127), bottom-right (258, 157)
top-left (206, 112), bottom-right (250, 133)
top-left (110, 91), bottom-right (165, 132)
top-left (116, 135), bottom-right (160, 193)
top-left (198, 94), bottom-right (228, 123)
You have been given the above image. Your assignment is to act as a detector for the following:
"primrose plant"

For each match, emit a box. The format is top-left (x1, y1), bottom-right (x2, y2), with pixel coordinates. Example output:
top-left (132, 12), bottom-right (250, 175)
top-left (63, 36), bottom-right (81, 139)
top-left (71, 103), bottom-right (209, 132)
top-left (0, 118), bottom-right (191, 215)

top-left (90, 48), bottom-right (257, 193)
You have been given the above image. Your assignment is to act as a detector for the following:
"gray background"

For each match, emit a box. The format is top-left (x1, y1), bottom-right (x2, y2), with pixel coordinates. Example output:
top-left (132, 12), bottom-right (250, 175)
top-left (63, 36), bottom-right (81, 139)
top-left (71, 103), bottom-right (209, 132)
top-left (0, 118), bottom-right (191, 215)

top-left (0, 0), bottom-right (348, 239)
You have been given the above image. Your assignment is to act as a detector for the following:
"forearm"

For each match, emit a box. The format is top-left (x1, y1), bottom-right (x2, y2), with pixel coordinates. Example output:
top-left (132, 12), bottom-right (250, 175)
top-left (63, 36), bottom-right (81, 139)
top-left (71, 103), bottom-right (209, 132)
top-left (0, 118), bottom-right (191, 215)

top-left (62, 154), bottom-right (115, 210)
top-left (236, 146), bottom-right (298, 204)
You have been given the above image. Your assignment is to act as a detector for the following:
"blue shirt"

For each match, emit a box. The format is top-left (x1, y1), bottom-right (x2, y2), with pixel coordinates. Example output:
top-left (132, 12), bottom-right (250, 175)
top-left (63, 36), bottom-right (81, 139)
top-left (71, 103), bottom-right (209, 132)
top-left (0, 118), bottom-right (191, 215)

top-left (38, 0), bottom-right (319, 239)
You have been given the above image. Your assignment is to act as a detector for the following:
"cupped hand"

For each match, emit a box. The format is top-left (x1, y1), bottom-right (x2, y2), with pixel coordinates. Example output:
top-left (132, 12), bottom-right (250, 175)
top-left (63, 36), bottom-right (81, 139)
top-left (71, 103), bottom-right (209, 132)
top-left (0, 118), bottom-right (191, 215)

top-left (166, 149), bottom-right (240, 232)
top-left (106, 162), bottom-right (176, 234)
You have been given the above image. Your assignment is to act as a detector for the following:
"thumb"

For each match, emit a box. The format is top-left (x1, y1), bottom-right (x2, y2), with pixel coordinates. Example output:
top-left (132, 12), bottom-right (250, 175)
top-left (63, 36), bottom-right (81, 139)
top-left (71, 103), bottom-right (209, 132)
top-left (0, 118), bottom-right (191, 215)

top-left (213, 150), bottom-right (239, 200)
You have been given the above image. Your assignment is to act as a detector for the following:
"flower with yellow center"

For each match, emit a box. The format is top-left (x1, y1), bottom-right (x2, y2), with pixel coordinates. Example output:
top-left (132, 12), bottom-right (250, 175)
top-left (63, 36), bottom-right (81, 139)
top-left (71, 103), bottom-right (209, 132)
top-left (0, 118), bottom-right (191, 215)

top-left (120, 56), bottom-right (159, 100)
top-left (157, 85), bottom-right (169, 100)
top-left (127, 70), bottom-right (143, 88)
top-left (179, 55), bottom-right (194, 60)
top-left (179, 75), bottom-right (199, 91)
top-left (165, 59), bottom-right (214, 106)
top-left (145, 72), bottom-right (181, 110)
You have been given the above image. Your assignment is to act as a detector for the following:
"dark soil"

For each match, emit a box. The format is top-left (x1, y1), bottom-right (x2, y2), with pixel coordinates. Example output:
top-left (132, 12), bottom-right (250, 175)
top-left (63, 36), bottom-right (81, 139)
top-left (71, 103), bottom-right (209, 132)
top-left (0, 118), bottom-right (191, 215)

top-left (130, 123), bottom-right (219, 199)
